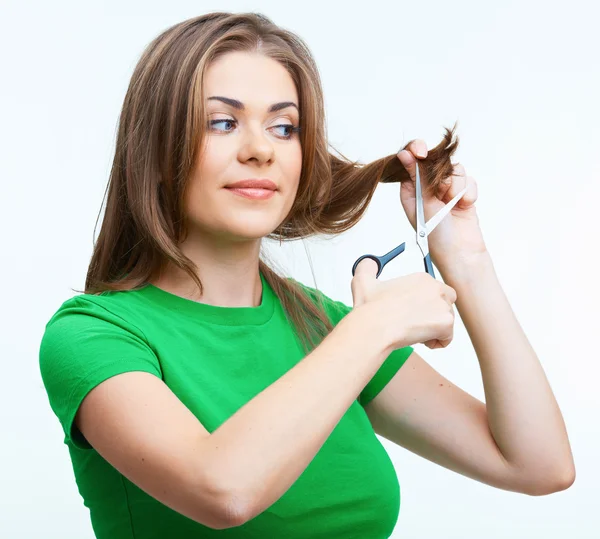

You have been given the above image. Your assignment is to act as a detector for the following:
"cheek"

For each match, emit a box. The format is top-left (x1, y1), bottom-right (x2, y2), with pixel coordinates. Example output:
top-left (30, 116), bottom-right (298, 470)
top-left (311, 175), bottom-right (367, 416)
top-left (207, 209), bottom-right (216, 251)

top-left (283, 143), bottom-right (303, 188)
top-left (277, 150), bottom-right (302, 223)
top-left (195, 140), bottom-right (231, 182)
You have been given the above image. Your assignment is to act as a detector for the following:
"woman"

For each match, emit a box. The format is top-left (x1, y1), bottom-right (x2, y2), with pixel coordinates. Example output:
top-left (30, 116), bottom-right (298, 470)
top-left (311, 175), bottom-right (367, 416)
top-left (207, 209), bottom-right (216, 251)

top-left (39, 11), bottom-right (575, 538)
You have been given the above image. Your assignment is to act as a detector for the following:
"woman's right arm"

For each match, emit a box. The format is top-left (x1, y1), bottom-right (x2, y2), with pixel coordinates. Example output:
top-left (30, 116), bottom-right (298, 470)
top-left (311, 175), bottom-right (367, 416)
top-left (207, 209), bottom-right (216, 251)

top-left (77, 264), bottom-right (456, 529)
top-left (76, 304), bottom-right (391, 529)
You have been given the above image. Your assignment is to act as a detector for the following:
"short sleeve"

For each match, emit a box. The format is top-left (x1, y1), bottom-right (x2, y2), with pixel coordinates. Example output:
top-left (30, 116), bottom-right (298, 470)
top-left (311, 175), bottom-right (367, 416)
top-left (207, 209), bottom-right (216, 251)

top-left (291, 279), bottom-right (414, 408)
top-left (39, 297), bottom-right (162, 450)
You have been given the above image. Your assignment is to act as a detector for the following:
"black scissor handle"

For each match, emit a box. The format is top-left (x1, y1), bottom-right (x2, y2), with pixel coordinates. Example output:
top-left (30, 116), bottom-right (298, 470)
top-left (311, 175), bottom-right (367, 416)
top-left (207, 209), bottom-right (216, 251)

top-left (352, 242), bottom-right (407, 279)
top-left (352, 254), bottom-right (384, 278)
top-left (424, 253), bottom-right (436, 279)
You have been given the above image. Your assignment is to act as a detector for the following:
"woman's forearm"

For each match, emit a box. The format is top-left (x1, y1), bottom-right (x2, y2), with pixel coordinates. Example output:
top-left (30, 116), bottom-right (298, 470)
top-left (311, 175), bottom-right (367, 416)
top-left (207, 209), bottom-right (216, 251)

top-left (204, 306), bottom-right (388, 523)
top-left (441, 252), bottom-right (575, 488)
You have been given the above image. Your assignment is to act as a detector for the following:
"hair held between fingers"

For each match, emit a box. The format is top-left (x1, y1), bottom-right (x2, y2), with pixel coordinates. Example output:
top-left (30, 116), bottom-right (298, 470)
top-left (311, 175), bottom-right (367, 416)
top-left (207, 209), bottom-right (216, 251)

top-left (81, 11), bottom-right (461, 355)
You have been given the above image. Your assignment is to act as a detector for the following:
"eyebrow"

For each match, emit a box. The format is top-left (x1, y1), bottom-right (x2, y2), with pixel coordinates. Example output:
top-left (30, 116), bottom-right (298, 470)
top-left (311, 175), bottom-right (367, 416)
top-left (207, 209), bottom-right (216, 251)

top-left (207, 96), bottom-right (299, 113)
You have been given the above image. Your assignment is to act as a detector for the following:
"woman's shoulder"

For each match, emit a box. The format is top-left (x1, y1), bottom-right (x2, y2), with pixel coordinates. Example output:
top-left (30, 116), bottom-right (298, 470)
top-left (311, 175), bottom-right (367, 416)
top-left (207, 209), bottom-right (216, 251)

top-left (43, 287), bottom-right (151, 340)
top-left (39, 288), bottom-right (159, 392)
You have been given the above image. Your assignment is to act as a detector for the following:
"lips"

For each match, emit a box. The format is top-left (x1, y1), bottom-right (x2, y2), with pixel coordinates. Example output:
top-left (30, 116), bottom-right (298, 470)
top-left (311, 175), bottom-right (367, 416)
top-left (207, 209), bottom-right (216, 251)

top-left (225, 179), bottom-right (277, 191)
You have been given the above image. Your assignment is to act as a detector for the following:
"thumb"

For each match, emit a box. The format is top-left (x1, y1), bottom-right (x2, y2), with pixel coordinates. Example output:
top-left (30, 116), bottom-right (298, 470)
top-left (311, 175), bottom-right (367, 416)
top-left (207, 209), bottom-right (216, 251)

top-left (351, 258), bottom-right (379, 307)
top-left (354, 257), bottom-right (379, 278)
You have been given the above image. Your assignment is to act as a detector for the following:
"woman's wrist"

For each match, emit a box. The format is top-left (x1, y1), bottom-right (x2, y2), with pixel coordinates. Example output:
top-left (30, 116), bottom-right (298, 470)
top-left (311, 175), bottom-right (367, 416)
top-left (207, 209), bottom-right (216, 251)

top-left (337, 304), bottom-right (396, 361)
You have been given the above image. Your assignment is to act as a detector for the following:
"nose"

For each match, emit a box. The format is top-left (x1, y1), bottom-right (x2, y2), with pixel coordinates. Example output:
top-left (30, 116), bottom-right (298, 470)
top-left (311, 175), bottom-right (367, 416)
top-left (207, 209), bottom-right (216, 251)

top-left (237, 123), bottom-right (275, 165)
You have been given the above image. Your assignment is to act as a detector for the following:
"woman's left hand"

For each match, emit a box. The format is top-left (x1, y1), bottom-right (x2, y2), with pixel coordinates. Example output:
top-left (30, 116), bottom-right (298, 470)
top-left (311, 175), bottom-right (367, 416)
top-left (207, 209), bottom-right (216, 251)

top-left (396, 140), bottom-right (488, 273)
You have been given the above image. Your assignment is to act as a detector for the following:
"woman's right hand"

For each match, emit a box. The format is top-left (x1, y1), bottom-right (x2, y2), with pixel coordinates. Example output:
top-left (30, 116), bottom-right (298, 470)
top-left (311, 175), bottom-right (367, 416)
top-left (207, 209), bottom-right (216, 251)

top-left (350, 259), bottom-right (457, 351)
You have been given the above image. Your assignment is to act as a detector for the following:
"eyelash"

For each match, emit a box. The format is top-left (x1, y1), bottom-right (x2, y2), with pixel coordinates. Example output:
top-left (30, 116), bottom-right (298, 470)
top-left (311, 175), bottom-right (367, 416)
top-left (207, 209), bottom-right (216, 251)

top-left (208, 119), bottom-right (301, 140)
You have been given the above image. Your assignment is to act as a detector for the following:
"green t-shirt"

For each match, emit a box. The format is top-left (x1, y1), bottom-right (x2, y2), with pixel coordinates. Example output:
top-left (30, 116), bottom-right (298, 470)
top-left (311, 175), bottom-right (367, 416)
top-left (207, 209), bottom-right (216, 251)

top-left (39, 272), bottom-right (413, 538)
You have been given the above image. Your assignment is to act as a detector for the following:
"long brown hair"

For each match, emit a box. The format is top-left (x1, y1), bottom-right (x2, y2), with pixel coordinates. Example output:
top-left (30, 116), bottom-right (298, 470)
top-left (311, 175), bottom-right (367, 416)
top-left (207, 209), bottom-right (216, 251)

top-left (82, 12), bottom-right (459, 354)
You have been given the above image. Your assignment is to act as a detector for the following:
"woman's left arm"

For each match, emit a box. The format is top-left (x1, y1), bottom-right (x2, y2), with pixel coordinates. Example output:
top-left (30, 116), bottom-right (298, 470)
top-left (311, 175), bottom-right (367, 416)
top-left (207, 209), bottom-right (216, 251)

top-left (446, 252), bottom-right (574, 490)
top-left (364, 140), bottom-right (575, 495)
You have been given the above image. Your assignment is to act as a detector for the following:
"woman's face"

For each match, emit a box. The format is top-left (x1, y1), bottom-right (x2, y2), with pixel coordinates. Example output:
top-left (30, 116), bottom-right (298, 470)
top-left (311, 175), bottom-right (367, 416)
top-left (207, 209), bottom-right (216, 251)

top-left (186, 51), bottom-right (303, 242)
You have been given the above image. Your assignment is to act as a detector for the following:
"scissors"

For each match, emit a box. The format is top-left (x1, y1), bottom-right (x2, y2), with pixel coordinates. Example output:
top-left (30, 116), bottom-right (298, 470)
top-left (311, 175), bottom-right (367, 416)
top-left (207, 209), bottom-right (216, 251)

top-left (352, 162), bottom-right (467, 280)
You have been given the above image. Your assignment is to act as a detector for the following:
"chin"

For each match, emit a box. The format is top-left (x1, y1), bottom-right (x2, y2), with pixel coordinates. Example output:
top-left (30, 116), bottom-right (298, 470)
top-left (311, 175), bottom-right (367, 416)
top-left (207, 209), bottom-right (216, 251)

top-left (205, 215), bottom-right (282, 242)
top-left (228, 222), bottom-right (279, 241)
top-left (217, 204), bottom-right (290, 241)
top-left (188, 197), bottom-right (293, 242)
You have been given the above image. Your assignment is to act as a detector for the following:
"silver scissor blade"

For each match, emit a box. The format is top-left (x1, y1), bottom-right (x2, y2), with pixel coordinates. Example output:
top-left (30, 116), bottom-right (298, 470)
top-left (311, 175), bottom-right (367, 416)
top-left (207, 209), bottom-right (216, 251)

top-left (414, 163), bottom-right (429, 259)
top-left (424, 186), bottom-right (468, 236)
top-left (415, 163), bottom-right (426, 232)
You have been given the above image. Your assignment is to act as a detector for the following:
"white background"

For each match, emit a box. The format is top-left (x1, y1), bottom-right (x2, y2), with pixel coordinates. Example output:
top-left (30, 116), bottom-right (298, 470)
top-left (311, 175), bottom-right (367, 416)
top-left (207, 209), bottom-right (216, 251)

top-left (1, 0), bottom-right (598, 537)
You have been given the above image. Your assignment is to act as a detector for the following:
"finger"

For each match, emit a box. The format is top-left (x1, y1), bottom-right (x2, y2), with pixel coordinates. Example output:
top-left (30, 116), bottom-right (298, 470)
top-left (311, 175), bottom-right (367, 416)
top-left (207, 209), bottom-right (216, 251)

top-left (447, 175), bottom-right (478, 209)
top-left (396, 138), bottom-right (427, 178)
top-left (438, 330), bottom-right (454, 348)
top-left (460, 175), bottom-right (478, 207)
top-left (405, 139), bottom-right (428, 159)
top-left (353, 257), bottom-right (379, 279)
top-left (440, 164), bottom-right (479, 209)
top-left (438, 337), bottom-right (453, 349)
top-left (441, 285), bottom-right (457, 305)
top-left (424, 337), bottom-right (452, 349)
top-left (396, 150), bottom-right (418, 183)
top-left (351, 258), bottom-right (379, 307)
top-left (453, 163), bottom-right (467, 178)
top-left (443, 163), bottom-right (468, 204)
top-left (426, 324), bottom-right (454, 349)
top-left (437, 174), bottom-right (453, 201)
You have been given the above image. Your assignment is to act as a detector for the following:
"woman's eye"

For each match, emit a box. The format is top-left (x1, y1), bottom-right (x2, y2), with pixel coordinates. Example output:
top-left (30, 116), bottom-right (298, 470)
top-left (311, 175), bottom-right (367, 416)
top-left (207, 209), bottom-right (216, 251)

top-left (208, 119), bottom-right (300, 139)
top-left (209, 119), bottom-right (237, 132)
top-left (270, 124), bottom-right (300, 139)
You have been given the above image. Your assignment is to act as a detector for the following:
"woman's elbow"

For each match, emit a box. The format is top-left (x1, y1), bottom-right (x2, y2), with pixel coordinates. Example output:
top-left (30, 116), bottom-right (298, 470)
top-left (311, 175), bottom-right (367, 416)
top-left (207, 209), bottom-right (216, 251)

top-left (521, 463), bottom-right (576, 496)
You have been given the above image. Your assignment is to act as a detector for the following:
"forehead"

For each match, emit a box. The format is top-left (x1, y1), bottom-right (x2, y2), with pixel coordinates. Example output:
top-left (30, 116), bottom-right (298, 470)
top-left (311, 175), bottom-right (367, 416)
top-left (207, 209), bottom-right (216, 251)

top-left (204, 51), bottom-right (298, 107)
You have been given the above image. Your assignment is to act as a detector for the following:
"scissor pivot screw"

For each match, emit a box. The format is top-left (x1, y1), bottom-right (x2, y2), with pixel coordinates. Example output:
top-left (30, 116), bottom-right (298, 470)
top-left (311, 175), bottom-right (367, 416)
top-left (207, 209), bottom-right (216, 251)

top-left (419, 231), bottom-right (426, 237)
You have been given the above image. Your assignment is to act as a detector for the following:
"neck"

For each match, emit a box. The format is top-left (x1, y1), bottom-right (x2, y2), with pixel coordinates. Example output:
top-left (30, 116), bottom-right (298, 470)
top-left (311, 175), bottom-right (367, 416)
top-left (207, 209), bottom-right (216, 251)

top-left (150, 228), bottom-right (265, 308)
